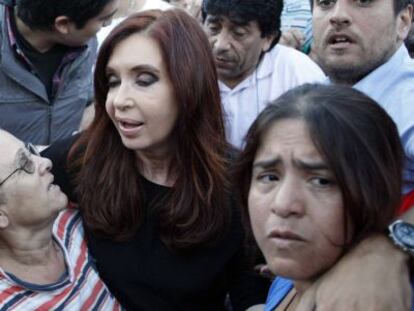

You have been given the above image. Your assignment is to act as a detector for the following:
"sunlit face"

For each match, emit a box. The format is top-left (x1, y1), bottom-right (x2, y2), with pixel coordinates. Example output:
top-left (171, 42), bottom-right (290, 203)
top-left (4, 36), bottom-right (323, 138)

top-left (105, 33), bottom-right (179, 157)
top-left (0, 131), bottom-right (67, 227)
top-left (204, 15), bottom-right (273, 88)
top-left (63, 0), bottom-right (119, 46)
top-left (312, 0), bottom-right (412, 85)
top-left (248, 119), bottom-right (347, 283)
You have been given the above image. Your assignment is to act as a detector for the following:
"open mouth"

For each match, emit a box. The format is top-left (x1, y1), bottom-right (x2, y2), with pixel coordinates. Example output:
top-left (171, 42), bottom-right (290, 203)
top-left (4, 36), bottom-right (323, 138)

top-left (119, 120), bottom-right (144, 130)
top-left (328, 34), bottom-right (353, 46)
top-left (48, 178), bottom-right (58, 191)
top-left (119, 120), bottom-right (143, 129)
top-left (48, 183), bottom-right (59, 190)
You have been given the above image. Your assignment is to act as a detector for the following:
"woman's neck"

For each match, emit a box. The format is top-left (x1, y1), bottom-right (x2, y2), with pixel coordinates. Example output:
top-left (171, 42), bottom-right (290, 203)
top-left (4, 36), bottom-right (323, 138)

top-left (136, 149), bottom-right (176, 187)
top-left (293, 280), bottom-right (313, 293)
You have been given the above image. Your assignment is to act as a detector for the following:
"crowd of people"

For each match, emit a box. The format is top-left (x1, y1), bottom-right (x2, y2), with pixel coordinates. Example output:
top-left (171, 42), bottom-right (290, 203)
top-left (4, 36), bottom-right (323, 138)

top-left (0, 0), bottom-right (413, 310)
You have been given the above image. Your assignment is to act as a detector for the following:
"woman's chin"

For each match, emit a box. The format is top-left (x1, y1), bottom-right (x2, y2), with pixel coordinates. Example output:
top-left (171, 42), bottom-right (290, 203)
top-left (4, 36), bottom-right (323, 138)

top-left (267, 257), bottom-right (322, 281)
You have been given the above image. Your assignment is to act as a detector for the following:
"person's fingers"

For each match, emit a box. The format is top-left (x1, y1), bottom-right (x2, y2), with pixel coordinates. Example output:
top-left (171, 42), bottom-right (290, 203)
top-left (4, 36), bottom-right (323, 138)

top-left (253, 264), bottom-right (275, 280)
top-left (279, 29), bottom-right (305, 50)
top-left (290, 29), bottom-right (305, 46)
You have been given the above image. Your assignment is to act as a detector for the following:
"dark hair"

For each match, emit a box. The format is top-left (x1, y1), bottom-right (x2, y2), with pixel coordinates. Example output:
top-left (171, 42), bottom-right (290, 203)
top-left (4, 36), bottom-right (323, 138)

top-left (70, 9), bottom-right (232, 250)
top-left (202, 0), bottom-right (283, 44)
top-left (16, 0), bottom-right (113, 30)
top-left (394, 0), bottom-right (412, 14)
top-left (234, 83), bottom-right (403, 247)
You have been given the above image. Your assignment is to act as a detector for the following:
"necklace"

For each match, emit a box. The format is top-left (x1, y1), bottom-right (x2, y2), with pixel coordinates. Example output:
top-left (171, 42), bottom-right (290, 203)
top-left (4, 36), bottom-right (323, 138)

top-left (284, 291), bottom-right (297, 310)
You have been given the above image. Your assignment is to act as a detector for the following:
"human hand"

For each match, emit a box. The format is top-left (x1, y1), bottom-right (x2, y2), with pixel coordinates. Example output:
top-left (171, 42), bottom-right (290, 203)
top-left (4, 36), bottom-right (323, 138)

top-left (296, 234), bottom-right (412, 311)
top-left (254, 263), bottom-right (275, 280)
top-left (279, 28), bottom-right (305, 50)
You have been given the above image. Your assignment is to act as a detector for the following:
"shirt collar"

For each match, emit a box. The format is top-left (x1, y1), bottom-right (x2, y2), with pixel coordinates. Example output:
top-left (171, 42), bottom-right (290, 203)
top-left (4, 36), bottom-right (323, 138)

top-left (354, 44), bottom-right (408, 88)
top-left (256, 45), bottom-right (277, 79)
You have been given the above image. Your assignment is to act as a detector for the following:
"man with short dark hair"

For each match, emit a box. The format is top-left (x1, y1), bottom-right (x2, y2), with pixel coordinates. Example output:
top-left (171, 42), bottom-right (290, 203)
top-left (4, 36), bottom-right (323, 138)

top-left (202, 0), bottom-right (325, 148)
top-left (0, 0), bottom-right (119, 145)
top-left (312, 0), bottom-right (413, 193)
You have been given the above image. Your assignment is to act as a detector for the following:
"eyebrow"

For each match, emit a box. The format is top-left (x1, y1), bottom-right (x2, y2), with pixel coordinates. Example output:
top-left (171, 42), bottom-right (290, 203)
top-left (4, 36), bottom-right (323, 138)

top-left (206, 15), bottom-right (248, 27)
top-left (229, 19), bottom-right (250, 27)
top-left (206, 15), bottom-right (221, 23)
top-left (292, 158), bottom-right (329, 171)
top-left (106, 64), bottom-right (161, 76)
top-left (252, 157), bottom-right (329, 171)
top-left (252, 157), bottom-right (281, 170)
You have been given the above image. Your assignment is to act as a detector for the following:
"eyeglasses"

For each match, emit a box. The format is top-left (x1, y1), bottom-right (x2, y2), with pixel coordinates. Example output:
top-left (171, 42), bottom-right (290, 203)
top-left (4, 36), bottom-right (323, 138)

top-left (0, 143), bottom-right (40, 186)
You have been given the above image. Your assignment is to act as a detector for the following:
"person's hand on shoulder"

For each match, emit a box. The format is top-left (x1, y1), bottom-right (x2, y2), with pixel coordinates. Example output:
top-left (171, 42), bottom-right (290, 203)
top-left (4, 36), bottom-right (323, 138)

top-left (296, 234), bottom-right (412, 311)
top-left (279, 28), bottom-right (305, 51)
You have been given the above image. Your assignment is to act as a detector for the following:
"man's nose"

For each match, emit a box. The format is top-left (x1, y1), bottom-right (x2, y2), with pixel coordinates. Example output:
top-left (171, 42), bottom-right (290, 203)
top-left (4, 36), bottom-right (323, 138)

top-left (213, 31), bottom-right (232, 53)
top-left (329, 0), bottom-right (353, 28)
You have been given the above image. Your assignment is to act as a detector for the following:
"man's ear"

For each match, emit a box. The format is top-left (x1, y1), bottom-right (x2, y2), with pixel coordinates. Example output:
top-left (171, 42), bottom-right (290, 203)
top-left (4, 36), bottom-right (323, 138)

top-left (54, 16), bottom-right (72, 35)
top-left (0, 209), bottom-right (9, 229)
top-left (262, 32), bottom-right (278, 53)
top-left (397, 4), bottom-right (413, 41)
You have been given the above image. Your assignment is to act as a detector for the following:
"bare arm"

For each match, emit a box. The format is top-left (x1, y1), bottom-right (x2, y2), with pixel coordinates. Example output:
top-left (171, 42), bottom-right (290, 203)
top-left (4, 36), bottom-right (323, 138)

top-left (297, 213), bottom-right (413, 311)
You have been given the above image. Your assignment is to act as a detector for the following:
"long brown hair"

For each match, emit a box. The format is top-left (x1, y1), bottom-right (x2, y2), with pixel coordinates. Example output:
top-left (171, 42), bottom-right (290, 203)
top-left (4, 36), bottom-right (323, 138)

top-left (70, 9), bottom-right (231, 249)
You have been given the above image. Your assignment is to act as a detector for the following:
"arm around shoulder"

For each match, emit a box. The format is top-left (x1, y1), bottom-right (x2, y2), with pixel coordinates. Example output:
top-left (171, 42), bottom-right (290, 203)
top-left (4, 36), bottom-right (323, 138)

top-left (297, 234), bottom-right (411, 311)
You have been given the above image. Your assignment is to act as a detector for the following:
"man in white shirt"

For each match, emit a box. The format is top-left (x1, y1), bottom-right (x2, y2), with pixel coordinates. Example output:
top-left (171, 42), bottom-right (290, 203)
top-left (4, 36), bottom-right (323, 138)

top-left (202, 0), bottom-right (325, 148)
top-left (312, 0), bottom-right (414, 194)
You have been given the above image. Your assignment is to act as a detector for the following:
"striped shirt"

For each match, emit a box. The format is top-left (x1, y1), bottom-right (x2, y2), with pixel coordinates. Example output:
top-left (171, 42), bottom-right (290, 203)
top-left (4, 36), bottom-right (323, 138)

top-left (0, 209), bottom-right (122, 310)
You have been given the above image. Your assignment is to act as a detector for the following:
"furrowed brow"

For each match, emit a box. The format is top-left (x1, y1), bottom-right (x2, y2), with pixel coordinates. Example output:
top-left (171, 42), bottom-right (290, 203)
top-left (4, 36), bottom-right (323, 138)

top-left (293, 158), bottom-right (329, 171)
top-left (252, 157), bottom-right (281, 170)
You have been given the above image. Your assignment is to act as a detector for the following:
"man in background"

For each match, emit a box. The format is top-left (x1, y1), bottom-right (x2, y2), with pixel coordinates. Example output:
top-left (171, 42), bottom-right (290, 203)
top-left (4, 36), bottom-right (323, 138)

top-left (202, 0), bottom-right (324, 148)
top-left (0, 0), bottom-right (119, 145)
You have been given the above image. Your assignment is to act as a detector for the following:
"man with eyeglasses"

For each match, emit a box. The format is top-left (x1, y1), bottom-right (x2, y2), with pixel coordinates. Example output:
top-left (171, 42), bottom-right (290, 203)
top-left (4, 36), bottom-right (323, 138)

top-left (0, 129), bottom-right (120, 309)
top-left (0, 0), bottom-right (120, 146)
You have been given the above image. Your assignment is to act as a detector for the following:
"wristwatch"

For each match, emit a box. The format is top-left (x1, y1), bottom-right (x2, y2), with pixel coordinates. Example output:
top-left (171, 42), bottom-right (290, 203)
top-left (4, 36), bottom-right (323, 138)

top-left (388, 220), bottom-right (414, 255)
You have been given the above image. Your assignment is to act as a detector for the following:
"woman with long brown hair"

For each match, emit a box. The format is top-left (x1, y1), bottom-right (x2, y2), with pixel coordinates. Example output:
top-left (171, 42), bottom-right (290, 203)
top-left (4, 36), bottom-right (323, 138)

top-left (43, 9), bottom-right (268, 310)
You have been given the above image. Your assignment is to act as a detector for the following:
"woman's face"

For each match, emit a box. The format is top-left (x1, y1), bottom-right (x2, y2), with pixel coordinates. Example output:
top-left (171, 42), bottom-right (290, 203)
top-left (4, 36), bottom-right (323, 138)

top-left (248, 118), bottom-right (347, 284)
top-left (105, 33), bottom-right (179, 156)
